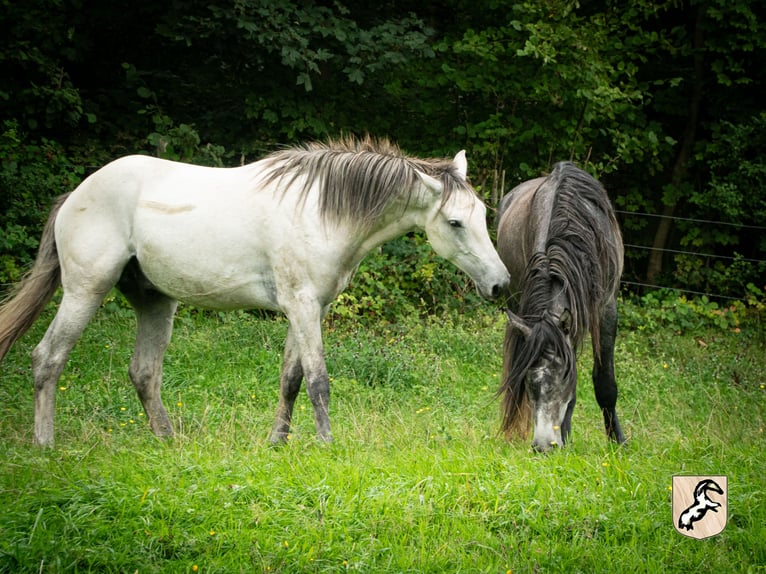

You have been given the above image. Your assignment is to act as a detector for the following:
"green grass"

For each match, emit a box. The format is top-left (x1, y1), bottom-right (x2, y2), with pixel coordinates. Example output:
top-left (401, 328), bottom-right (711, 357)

top-left (0, 304), bottom-right (764, 573)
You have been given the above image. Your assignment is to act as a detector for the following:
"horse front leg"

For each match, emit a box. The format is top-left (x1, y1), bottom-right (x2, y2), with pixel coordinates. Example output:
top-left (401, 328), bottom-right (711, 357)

top-left (269, 326), bottom-right (304, 443)
top-left (593, 297), bottom-right (626, 444)
top-left (275, 300), bottom-right (333, 443)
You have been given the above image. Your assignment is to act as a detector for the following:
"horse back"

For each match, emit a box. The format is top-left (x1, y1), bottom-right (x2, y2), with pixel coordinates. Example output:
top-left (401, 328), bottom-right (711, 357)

top-left (496, 176), bottom-right (546, 294)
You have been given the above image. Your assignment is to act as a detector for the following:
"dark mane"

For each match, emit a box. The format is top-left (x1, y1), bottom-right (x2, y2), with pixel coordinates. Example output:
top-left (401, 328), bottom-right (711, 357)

top-left (259, 136), bottom-right (474, 226)
top-left (500, 162), bottom-right (623, 437)
top-left (540, 162), bottom-right (623, 351)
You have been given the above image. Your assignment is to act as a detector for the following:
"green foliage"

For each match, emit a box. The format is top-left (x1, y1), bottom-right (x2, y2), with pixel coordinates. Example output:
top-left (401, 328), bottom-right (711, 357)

top-left (329, 234), bottom-right (486, 325)
top-left (619, 288), bottom-right (765, 333)
top-left (0, 0), bottom-right (90, 133)
top-left (656, 113), bottom-right (766, 298)
top-left (419, 0), bottom-right (676, 185)
top-left (0, 122), bottom-right (84, 286)
top-left (691, 114), bottom-right (766, 240)
top-left (1, 0), bottom-right (764, 300)
top-left (152, 0), bottom-right (434, 145)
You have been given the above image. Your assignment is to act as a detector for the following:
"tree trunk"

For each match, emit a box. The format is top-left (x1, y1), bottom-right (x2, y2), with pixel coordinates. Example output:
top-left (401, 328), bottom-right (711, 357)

top-left (646, 8), bottom-right (705, 284)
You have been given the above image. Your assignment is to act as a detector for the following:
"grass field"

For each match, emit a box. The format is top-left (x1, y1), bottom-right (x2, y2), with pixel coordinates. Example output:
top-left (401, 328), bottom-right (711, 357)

top-left (0, 301), bottom-right (764, 573)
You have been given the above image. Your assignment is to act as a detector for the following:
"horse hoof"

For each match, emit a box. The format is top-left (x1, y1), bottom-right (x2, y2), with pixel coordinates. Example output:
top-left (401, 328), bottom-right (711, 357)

top-left (612, 435), bottom-right (629, 448)
top-left (151, 423), bottom-right (174, 438)
top-left (268, 431), bottom-right (290, 445)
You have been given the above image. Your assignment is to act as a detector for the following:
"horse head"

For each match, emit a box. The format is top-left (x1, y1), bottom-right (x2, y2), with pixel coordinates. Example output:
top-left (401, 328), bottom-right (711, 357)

top-left (417, 151), bottom-right (510, 300)
top-left (503, 283), bottom-right (578, 453)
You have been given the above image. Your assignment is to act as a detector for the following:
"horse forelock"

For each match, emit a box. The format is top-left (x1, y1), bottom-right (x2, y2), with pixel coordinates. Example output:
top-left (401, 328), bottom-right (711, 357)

top-left (500, 313), bottom-right (577, 437)
top-left (259, 136), bottom-right (471, 226)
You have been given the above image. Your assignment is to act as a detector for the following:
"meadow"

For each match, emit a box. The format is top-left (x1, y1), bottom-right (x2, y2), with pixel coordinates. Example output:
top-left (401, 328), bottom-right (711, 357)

top-left (0, 300), bottom-right (764, 573)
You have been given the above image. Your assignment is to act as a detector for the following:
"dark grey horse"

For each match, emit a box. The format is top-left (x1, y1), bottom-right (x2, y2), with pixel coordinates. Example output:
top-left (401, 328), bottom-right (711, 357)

top-left (496, 162), bottom-right (626, 452)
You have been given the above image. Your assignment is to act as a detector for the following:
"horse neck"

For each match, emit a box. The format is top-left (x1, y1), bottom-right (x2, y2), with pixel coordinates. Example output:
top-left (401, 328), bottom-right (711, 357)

top-left (343, 195), bottom-right (426, 266)
top-left (530, 183), bottom-right (557, 253)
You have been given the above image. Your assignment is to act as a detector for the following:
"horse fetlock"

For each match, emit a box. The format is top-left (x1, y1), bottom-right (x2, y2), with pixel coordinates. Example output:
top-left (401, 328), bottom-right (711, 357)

top-left (316, 429), bottom-right (334, 443)
top-left (269, 413), bottom-right (293, 444)
top-left (149, 416), bottom-right (174, 437)
top-left (33, 416), bottom-right (55, 447)
top-left (603, 409), bottom-right (626, 443)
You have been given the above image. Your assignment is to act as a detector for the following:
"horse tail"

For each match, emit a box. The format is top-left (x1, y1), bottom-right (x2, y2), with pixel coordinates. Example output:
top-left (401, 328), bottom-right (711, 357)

top-left (0, 194), bottom-right (69, 364)
top-left (498, 321), bottom-right (530, 440)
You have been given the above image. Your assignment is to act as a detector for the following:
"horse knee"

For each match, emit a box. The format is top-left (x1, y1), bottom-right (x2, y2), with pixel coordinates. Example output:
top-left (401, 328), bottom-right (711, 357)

top-left (32, 345), bottom-right (67, 392)
top-left (307, 375), bottom-right (329, 404)
top-left (129, 365), bottom-right (150, 396)
top-left (592, 365), bottom-right (619, 408)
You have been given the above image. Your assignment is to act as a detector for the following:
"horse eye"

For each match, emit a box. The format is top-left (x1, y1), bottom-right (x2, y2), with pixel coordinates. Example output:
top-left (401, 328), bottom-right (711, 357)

top-left (448, 219), bottom-right (463, 229)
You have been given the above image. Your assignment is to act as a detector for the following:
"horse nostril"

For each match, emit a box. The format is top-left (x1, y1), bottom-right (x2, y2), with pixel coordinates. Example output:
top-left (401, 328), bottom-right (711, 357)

top-left (491, 284), bottom-right (501, 299)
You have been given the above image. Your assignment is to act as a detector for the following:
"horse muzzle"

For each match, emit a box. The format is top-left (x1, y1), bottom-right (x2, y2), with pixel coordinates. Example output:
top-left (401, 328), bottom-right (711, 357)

top-left (477, 268), bottom-right (510, 300)
top-left (531, 410), bottom-right (565, 453)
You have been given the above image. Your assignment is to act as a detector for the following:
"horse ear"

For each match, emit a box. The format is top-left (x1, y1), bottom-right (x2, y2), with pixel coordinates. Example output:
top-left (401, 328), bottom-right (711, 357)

top-left (559, 309), bottom-right (572, 335)
top-left (506, 310), bottom-right (532, 339)
top-left (415, 170), bottom-right (444, 195)
top-left (453, 150), bottom-right (468, 180)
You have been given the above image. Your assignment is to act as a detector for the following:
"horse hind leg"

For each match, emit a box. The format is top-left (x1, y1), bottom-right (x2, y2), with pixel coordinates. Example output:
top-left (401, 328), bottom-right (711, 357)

top-left (119, 259), bottom-right (178, 438)
top-left (592, 297), bottom-right (626, 444)
top-left (32, 291), bottom-right (104, 446)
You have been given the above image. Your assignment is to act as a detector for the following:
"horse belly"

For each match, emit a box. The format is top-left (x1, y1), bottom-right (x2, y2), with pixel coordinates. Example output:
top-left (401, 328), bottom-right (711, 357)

top-left (133, 211), bottom-right (280, 311)
top-left (139, 252), bottom-right (280, 311)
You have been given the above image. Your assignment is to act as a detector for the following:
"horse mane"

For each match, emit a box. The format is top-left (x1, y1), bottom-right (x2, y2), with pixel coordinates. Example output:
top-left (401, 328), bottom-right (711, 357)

top-left (259, 135), bottom-right (473, 227)
top-left (541, 162), bottom-right (623, 351)
top-left (500, 162), bottom-right (623, 437)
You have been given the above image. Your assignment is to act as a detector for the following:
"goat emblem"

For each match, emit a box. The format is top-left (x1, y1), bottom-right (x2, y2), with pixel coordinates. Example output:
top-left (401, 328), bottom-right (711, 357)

top-left (672, 476), bottom-right (728, 539)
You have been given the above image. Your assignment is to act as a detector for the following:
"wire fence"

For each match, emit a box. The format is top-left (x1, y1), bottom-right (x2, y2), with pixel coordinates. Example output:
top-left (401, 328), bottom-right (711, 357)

top-left (614, 210), bottom-right (766, 302)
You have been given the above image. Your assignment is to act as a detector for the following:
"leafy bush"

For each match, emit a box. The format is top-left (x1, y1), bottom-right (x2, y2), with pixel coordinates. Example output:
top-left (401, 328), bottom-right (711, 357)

top-left (329, 234), bottom-right (486, 325)
top-left (619, 287), bottom-right (765, 333)
top-left (0, 122), bottom-right (85, 287)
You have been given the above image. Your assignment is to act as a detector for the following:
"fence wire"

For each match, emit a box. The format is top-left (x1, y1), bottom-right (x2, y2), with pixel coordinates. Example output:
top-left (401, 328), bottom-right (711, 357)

top-left (616, 210), bottom-right (765, 301)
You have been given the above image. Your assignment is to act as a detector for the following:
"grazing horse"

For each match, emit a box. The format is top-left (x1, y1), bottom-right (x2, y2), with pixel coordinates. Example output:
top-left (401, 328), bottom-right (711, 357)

top-left (0, 136), bottom-right (510, 446)
top-left (496, 162), bottom-right (625, 452)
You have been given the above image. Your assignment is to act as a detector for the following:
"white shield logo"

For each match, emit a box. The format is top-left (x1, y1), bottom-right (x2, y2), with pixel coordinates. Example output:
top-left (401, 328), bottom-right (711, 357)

top-left (673, 475), bottom-right (728, 539)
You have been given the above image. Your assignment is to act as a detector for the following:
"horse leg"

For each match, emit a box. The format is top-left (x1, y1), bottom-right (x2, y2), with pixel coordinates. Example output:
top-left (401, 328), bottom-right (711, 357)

top-left (125, 292), bottom-right (178, 438)
top-left (117, 259), bottom-right (177, 437)
top-left (268, 326), bottom-right (304, 443)
top-left (277, 300), bottom-right (332, 442)
top-left (32, 291), bottom-right (104, 446)
top-left (592, 298), bottom-right (626, 444)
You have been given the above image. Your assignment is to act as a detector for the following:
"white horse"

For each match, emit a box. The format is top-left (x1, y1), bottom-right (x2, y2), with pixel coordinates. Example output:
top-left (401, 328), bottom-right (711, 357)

top-left (0, 137), bottom-right (509, 446)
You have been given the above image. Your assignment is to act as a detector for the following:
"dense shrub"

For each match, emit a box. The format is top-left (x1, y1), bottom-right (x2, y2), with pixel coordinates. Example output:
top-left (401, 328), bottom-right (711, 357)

top-left (0, 122), bottom-right (85, 286)
top-left (619, 287), bottom-right (765, 333)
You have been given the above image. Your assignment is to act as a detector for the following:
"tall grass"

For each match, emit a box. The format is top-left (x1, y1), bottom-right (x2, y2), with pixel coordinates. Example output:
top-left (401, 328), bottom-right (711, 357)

top-left (0, 303), bottom-right (764, 573)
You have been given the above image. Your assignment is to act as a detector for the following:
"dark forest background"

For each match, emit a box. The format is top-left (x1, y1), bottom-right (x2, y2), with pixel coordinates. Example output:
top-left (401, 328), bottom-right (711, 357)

top-left (1, 0), bottom-right (764, 310)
